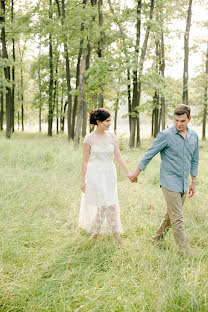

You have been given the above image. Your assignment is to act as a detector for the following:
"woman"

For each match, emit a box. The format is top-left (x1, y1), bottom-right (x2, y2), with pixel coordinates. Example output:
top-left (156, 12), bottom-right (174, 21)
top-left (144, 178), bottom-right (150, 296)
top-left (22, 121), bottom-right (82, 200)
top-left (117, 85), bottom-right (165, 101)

top-left (79, 108), bottom-right (133, 244)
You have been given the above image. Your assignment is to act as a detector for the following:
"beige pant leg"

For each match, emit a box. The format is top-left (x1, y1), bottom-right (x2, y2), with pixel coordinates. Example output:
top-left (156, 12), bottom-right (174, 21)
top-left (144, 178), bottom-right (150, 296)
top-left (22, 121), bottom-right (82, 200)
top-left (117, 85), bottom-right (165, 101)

top-left (153, 212), bottom-right (171, 241)
top-left (161, 187), bottom-right (188, 252)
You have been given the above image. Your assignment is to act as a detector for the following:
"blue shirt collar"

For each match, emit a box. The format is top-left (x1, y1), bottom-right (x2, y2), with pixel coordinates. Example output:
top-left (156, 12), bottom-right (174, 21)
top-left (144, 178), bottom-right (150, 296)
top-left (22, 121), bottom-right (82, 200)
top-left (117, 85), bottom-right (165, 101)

top-left (173, 125), bottom-right (192, 139)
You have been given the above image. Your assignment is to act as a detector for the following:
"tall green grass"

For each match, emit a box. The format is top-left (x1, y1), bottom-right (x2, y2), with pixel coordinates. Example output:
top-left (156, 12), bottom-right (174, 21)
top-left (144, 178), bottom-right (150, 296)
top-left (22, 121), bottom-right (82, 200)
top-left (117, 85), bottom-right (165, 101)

top-left (0, 131), bottom-right (207, 311)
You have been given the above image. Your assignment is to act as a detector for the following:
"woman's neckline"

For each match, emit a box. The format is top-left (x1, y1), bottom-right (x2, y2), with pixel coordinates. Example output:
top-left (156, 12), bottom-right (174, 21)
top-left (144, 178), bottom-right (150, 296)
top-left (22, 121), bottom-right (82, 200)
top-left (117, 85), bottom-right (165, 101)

top-left (93, 130), bottom-right (109, 136)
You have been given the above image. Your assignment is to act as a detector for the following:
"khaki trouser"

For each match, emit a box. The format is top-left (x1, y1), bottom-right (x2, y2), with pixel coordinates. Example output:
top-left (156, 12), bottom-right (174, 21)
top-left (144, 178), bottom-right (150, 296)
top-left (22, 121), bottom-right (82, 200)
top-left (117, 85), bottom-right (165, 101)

top-left (153, 186), bottom-right (189, 252)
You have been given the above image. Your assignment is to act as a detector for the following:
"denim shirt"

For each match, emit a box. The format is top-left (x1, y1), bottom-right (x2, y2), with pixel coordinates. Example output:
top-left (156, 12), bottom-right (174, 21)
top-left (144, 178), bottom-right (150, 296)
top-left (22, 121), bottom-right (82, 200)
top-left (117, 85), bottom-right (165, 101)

top-left (138, 125), bottom-right (199, 192)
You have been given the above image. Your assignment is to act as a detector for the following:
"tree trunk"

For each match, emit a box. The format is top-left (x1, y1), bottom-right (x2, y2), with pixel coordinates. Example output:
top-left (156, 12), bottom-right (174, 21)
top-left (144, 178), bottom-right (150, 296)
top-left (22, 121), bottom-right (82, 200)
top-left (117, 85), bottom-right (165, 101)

top-left (17, 110), bottom-right (20, 130)
top-left (153, 92), bottom-right (160, 138)
top-left (160, 12), bottom-right (165, 130)
top-left (62, 102), bottom-right (67, 132)
top-left (72, 38), bottom-right (84, 139)
top-left (21, 66), bottom-right (24, 131)
top-left (0, 47), bottom-right (3, 130)
top-left (61, 0), bottom-right (72, 141)
top-left (56, 0), bottom-right (72, 138)
top-left (53, 61), bottom-right (58, 134)
top-left (39, 104), bottom-right (42, 133)
top-left (135, 0), bottom-right (155, 147)
top-left (0, 91), bottom-right (3, 130)
top-left (202, 41), bottom-right (208, 140)
top-left (127, 69), bottom-right (132, 133)
top-left (74, 56), bottom-right (86, 149)
top-left (114, 96), bottom-right (119, 133)
top-left (1, 0), bottom-right (12, 138)
top-left (72, 0), bottom-right (87, 139)
top-left (11, 0), bottom-right (15, 132)
top-left (82, 40), bottom-right (91, 137)
top-left (153, 29), bottom-right (160, 138)
top-left (129, 0), bottom-right (141, 148)
top-left (97, 0), bottom-right (105, 108)
top-left (182, 0), bottom-right (192, 105)
top-left (38, 37), bottom-right (42, 132)
top-left (151, 110), bottom-right (154, 137)
top-left (48, 0), bottom-right (54, 136)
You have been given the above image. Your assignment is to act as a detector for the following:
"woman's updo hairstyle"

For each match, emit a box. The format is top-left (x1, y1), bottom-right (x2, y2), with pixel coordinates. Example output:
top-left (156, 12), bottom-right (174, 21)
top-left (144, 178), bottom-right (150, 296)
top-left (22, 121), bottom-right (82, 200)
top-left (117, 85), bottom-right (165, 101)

top-left (89, 108), bottom-right (110, 126)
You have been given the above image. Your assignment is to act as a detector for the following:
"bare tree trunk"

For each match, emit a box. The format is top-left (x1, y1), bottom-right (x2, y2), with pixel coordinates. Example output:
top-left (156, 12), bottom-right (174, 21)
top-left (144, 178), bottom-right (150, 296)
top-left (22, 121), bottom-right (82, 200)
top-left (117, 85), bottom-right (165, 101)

top-left (153, 28), bottom-right (160, 138)
top-left (38, 39), bottom-right (42, 132)
top-left (60, 84), bottom-right (64, 132)
top-left (48, 0), bottom-right (54, 136)
top-left (129, 0), bottom-right (141, 148)
top-left (135, 0), bottom-right (155, 147)
top-left (160, 12), bottom-right (165, 130)
top-left (72, 0), bottom-right (87, 139)
top-left (61, 0), bottom-right (72, 141)
top-left (153, 92), bottom-right (160, 138)
top-left (72, 40), bottom-right (83, 138)
top-left (127, 69), bottom-right (132, 133)
top-left (74, 56), bottom-right (86, 149)
top-left (1, 0), bottom-right (12, 138)
top-left (97, 0), bottom-right (105, 108)
top-left (114, 96), bottom-right (119, 133)
top-left (82, 40), bottom-right (91, 137)
top-left (20, 66), bottom-right (24, 131)
top-left (0, 47), bottom-right (3, 130)
top-left (56, 95), bottom-right (59, 134)
top-left (17, 110), bottom-right (20, 130)
top-left (62, 102), bottom-right (67, 132)
top-left (182, 0), bottom-right (192, 105)
top-left (151, 110), bottom-right (154, 137)
top-left (56, 0), bottom-right (72, 139)
top-left (202, 41), bottom-right (208, 140)
top-left (11, 0), bottom-right (15, 132)
top-left (0, 91), bottom-right (3, 130)
top-left (17, 91), bottom-right (20, 130)
top-left (53, 61), bottom-right (58, 134)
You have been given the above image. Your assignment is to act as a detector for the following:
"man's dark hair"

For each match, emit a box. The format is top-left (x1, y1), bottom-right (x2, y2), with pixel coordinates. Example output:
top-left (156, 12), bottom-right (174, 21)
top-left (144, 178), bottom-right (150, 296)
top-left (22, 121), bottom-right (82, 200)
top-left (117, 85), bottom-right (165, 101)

top-left (174, 104), bottom-right (191, 118)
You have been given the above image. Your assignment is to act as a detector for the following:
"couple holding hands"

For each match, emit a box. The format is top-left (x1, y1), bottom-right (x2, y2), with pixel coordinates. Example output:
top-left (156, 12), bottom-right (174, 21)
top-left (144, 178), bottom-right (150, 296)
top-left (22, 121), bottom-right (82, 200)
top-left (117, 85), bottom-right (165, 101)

top-left (79, 104), bottom-right (199, 253)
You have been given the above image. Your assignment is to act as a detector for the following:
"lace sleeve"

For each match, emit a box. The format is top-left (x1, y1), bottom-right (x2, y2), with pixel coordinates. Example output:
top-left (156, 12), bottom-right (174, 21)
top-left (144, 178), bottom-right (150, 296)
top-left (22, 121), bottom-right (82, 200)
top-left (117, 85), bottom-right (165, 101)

top-left (111, 132), bottom-right (118, 146)
top-left (83, 133), bottom-right (92, 145)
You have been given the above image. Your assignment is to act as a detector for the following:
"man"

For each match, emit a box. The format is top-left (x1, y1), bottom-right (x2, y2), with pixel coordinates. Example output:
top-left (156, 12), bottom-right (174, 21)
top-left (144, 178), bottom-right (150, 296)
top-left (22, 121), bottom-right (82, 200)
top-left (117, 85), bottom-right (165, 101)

top-left (130, 104), bottom-right (199, 253)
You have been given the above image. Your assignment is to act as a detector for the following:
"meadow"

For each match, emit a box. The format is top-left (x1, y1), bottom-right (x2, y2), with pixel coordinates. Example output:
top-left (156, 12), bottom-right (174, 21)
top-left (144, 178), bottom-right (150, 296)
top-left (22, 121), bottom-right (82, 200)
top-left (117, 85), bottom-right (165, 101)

top-left (0, 131), bottom-right (208, 312)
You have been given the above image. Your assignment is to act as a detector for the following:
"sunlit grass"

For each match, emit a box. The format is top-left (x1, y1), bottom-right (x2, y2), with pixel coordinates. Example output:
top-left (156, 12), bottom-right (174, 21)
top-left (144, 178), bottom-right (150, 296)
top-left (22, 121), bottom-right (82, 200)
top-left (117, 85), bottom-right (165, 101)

top-left (0, 131), bottom-right (207, 311)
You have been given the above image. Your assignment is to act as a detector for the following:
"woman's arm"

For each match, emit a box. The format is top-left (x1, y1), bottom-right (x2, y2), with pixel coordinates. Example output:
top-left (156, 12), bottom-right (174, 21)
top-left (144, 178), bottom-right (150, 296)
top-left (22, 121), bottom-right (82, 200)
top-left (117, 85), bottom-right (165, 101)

top-left (114, 143), bottom-right (131, 178)
top-left (81, 143), bottom-right (90, 193)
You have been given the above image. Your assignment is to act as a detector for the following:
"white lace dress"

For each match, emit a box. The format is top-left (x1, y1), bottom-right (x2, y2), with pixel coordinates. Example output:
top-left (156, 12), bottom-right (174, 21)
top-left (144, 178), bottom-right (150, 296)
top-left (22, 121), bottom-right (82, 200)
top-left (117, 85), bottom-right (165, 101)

top-left (79, 131), bottom-right (123, 234)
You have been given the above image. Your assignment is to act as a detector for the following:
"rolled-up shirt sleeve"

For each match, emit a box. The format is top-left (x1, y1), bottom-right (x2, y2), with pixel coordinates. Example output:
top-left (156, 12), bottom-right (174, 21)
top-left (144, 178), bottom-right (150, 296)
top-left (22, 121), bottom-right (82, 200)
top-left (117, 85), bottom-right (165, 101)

top-left (190, 135), bottom-right (199, 176)
top-left (138, 131), bottom-right (167, 171)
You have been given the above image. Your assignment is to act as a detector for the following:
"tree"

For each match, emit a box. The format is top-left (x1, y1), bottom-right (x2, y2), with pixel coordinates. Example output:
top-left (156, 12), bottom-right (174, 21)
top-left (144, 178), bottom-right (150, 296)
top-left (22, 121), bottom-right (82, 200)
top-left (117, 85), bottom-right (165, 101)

top-left (129, 0), bottom-right (155, 147)
top-left (182, 0), bottom-right (192, 105)
top-left (202, 40), bottom-right (208, 140)
top-left (0, 0), bottom-right (12, 138)
top-left (74, 55), bottom-right (86, 148)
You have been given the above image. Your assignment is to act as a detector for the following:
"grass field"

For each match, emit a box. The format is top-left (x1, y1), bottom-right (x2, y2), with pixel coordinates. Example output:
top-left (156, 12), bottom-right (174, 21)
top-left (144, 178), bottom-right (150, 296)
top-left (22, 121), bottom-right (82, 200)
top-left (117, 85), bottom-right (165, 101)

top-left (0, 131), bottom-right (208, 312)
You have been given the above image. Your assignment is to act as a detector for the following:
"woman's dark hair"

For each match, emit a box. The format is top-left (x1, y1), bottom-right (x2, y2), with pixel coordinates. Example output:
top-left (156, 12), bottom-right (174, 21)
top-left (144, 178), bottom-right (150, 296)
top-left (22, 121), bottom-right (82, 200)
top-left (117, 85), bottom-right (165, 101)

top-left (174, 104), bottom-right (191, 118)
top-left (89, 108), bottom-right (110, 125)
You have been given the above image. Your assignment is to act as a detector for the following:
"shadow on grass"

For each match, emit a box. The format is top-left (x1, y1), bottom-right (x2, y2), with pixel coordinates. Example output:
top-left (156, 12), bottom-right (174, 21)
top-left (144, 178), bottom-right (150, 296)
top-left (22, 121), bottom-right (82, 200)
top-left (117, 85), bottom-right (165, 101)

top-left (23, 233), bottom-right (117, 311)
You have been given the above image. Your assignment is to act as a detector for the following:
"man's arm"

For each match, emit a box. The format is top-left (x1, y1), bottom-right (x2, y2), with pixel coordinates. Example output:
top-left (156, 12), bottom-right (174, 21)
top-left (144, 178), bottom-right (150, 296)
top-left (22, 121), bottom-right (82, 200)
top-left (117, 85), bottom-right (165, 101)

top-left (187, 176), bottom-right (196, 198)
top-left (129, 131), bottom-right (167, 182)
top-left (188, 135), bottom-right (199, 198)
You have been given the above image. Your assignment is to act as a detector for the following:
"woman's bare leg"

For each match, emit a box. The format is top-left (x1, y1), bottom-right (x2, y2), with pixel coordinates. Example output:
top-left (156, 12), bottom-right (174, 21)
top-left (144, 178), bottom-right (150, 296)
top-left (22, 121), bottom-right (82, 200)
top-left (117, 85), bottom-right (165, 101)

top-left (90, 207), bottom-right (106, 239)
top-left (106, 206), bottom-right (122, 244)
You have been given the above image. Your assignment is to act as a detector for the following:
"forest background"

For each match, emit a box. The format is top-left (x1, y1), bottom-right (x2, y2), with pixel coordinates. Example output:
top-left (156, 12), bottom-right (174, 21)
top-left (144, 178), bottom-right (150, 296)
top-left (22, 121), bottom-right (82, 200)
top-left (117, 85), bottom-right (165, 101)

top-left (0, 0), bottom-right (208, 146)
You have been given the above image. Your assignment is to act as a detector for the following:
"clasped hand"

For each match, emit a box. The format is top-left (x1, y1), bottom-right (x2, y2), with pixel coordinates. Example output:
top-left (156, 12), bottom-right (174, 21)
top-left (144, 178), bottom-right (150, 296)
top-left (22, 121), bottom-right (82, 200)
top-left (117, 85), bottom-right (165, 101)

top-left (127, 174), bottom-right (138, 183)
